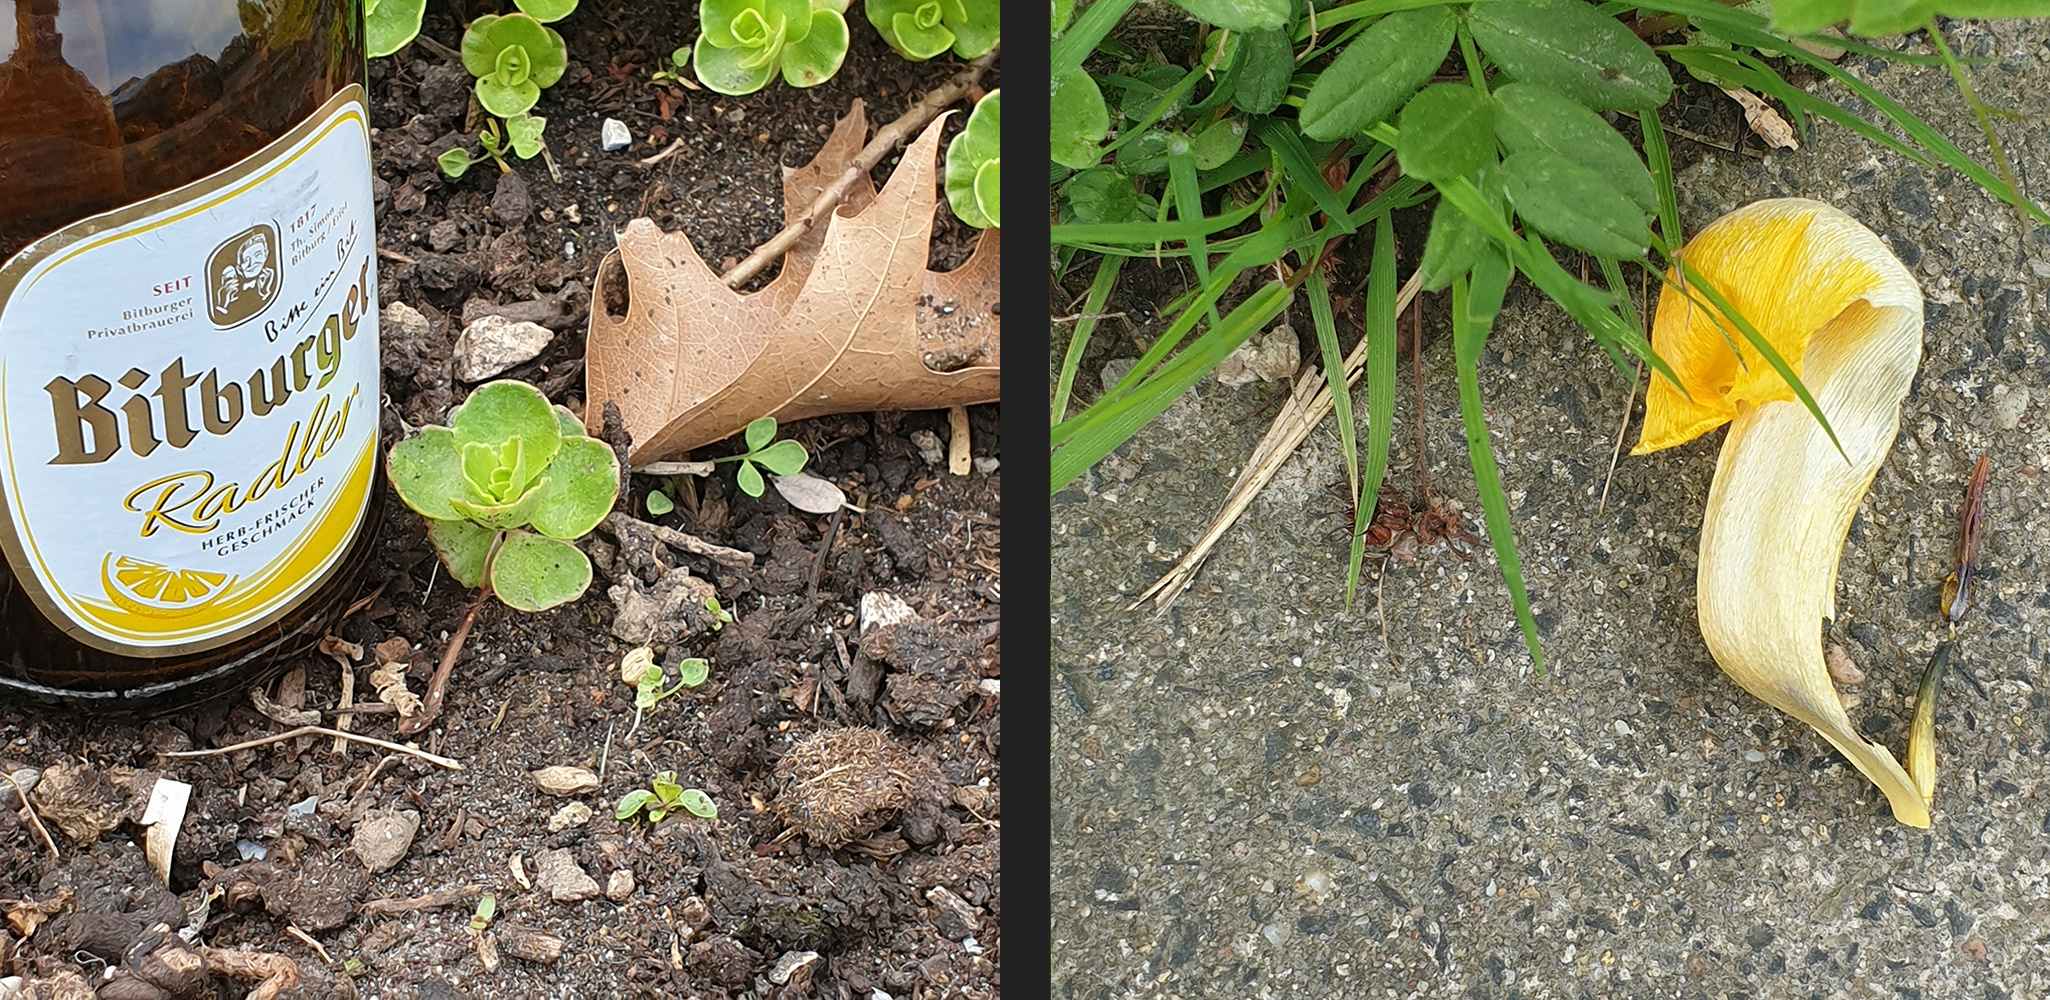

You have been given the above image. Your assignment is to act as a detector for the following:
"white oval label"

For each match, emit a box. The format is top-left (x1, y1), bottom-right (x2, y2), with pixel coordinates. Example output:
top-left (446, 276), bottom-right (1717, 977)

top-left (0, 85), bottom-right (378, 655)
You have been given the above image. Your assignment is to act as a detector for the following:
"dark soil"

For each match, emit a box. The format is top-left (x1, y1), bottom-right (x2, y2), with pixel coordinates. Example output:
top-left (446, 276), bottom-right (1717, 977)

top-left (0, 3), bottom-right (1000, 997)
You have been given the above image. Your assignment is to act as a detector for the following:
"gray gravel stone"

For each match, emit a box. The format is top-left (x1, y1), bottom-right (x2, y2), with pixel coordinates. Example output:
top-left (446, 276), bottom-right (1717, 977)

top-left (534, 847), bottom-right (601, 903)
top-left (351, 809), bottom-right (419, 873)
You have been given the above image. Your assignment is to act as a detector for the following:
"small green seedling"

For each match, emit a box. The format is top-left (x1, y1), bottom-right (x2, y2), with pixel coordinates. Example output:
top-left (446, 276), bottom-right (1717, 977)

top-left (694, 0), bottom-right (849, 95)
top-left (651, 46), bottom-right (694, 86)
top-left (704, 595), bottom-right (734, 632)
top-left (468, 893), bottom-right (497, 934)
top-left (616, 772), bottom-right (718, 823)
top-left (634, 657), bottom-right (709, 710)
top-left (462, 1), bottom-right (575, 118)
top-left (439, 115), bottom-right (548, 178)
top-left (366, 0), bottom-right (428, 57)
top-left (386, 380), bottom-right (621, 612)
top-left (645, 488), bottom-right (675, 515)
top-left (714, 417), bottom-right (807, 497)
top-left (944, 89), bottom-right (999, 229)
top-left (866, 0), bottom-right (998, 61)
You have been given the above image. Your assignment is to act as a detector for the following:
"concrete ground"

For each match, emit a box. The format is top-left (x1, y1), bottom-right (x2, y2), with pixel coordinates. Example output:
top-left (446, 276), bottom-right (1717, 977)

top-left (1052, 18), bottom-right (2050, 999)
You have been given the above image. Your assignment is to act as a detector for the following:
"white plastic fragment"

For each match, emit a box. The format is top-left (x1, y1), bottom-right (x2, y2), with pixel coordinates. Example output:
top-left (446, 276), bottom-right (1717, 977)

top-left (601, 118), bottom-right (631, 151)
top-left (140, 778), bottom-right (193, 884)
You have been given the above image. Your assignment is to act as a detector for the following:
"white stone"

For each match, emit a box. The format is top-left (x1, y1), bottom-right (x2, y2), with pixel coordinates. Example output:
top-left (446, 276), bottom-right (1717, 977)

top-left (601, 117), bottom-right (631, 152)
top-left (452, 314), bottom-right (554, 382)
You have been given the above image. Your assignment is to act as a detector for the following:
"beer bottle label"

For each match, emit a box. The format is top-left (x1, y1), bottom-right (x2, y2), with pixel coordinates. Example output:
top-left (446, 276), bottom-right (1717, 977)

top-left (0, 85), bottom-right (378, 656)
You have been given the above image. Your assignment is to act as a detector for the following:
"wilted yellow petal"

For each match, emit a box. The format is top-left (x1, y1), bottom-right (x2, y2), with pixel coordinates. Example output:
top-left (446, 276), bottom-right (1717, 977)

top-left (1633, 199), bottom-right (1911, 455)
top-left (1642, 198), bottom-right (1929, 828)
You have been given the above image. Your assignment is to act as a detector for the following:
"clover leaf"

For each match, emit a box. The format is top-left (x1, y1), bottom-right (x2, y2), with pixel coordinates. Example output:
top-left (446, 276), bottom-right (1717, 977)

top-left (944, 89), bottom-right (999, 229)
top-left (694, 0), bottom-right (847, 95)
top-left (461, 13), bottom-right (568, 118)
top-left (506, 113), bottom-right (547, 159)
top-left (717, 416), bottom-right (808, 498)
top-left (867, 0), bottom-right (997, 61)
top-left (387, 380), bottom-right (621, 613)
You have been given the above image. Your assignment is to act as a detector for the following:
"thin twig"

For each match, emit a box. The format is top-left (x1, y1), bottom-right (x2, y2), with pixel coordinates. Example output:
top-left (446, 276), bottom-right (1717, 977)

top-left (284, 926), bottom-right (333, 966)
top-left (377, 247), bottom-right (419, 265)
top-left (331, 654), bottom-right (356, 756)
top-left (361, 886), bottom-right (482, 918)
top-left (412, 34), bottom-right (461, 61)
top-left (401, 588), bottom-right (489, 736)
top-left (5, 770), bottom-right (56, 858)
top-left (639, 137), bottom-right (689, 167)
top-left (806, 506), bottom-right (846, 599)
top-left (1598, 359), bottom-right (1643, 516)
top-left (1053, 311), bottom-right (1128, 325)
top-left (161, 727), bottom-right (463, 771)
top-left (719, 46), bottom-right (999, 289)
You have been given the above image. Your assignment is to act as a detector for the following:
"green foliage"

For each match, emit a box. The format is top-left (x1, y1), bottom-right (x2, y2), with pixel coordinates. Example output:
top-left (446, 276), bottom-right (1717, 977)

top-left (1772, 0), bottom-right (2050, 35)
top-left (714, 417), bottom-right (808, 497)
top-left (651, 46), bottom-right (692, 84)
top-left (704, 596), bottom-right (734, 632)
top-left (468, 894), bottom-right (496, 934)
top-left (645, 489), bottom-right (675, 515)
top-left (944, 90), bottom-right (1001, 229)
top-left (1048, 0), bottom-right (2050, 671)
top-left (695, 0), bottom-right (850, 95)
top-left (387, 381), bottom-right (620, 612)
top-left (633, 657), bottom-right (710, 710)
top-left (438, 114), bottom-right (549, 179)
top-left (866, 0), bottom-right (1000, 60)
top-left (462, 13), bottom-right (569, 117)
top-left (365, 0), bottom-right (427, 58)
top-left (616, 772), bottom-right (718, 823)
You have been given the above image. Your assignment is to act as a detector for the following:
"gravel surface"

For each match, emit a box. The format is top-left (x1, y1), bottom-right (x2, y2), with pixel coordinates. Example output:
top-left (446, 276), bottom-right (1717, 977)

top-left (1052, 18), bottom-right (2050, 998)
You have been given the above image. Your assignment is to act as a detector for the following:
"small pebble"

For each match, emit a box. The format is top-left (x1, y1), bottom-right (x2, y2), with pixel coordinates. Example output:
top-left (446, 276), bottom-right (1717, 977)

top-left (910, 429), bottom-right (945, 465)
top-left (769, 950), bottom-right (819, 985)
top-left (606, 869), bottom-right (636, 902)
top-left (973, 456), bottom-right (999, 474)
top-left (352, 809), bottom-right (420, 873)
top-left (452, 314), bottom-right (555, 382)
top-left (601, 118), bottom-right (631, 152)
top-left (236, 839), bottom-right (268, 861)
top-left (548, 801), bottom-right (593, 832)
top-left (531, 765), bottom-right (601, 796)
top-left (534, 847), bottom-right (601, 903)
top-left (1826, 643), bottom-right (1865, 685)
top-left (1745, 750), bottom-right (1767, 763)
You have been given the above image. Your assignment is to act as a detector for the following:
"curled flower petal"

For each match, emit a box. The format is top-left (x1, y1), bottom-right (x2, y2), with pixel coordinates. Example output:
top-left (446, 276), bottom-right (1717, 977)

top-left (1636, 198), bottom-right (1929, 828)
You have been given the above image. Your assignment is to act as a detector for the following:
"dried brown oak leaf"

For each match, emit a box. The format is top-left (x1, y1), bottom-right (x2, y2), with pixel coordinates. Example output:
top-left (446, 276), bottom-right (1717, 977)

top-left (587, 103), bottom-right (1000, 465)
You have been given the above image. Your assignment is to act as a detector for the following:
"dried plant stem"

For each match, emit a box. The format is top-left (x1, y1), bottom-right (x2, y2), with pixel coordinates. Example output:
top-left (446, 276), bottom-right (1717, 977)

top-left (5, 770), bottom-right (56, 858)
top-left (161, 727), bottom-right (463, 771)
top-left (719, 45), bottom-right (1000, 289)
top-left (401, 586), bottom-right (489, 736)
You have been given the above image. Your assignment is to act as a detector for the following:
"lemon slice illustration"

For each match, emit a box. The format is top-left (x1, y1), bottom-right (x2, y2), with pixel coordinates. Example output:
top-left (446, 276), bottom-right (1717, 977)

top-left (101, 555), bottom-right (235, 617)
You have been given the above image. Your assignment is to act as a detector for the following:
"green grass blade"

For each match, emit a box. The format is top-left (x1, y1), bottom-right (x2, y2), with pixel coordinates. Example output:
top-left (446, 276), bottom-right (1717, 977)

top-left (1596, 255), bottom-right (1639, 332)
top-left (1053, 0), bottom-right (1141, 77)
top-left (1257, 119), bottom-right (1358, 233)
top-left (1924, 16), bottom-right (2032, 230)
top-left (1100, 65), bottom-right (1206, 158)
top-left (1306, 265), bottom-right (1356, 501)
top-left (1346, 213), bottom-right (1401, 606)
top-left (1054, 254), bottom-right (1124, 424)
top-left (1053, 172), bottom-right (1274, 246)
top-left (1168, 148), bottom-right (1223, 325)
top-left (1451, 261), bottom-right (1544, 673)
top-left (1636, 107), bottom-right (1683, 254)
top-left (1052, 281), bottom-right (1294, 493)
top-left (1666, 256), bottom-right (1848, 463)
top-left (1292, 0), bottom-right (1467, 40)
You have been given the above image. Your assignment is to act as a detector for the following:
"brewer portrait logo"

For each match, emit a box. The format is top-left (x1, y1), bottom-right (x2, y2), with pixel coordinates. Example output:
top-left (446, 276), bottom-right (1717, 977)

top-left (205, 224), bottom-right (282, 328)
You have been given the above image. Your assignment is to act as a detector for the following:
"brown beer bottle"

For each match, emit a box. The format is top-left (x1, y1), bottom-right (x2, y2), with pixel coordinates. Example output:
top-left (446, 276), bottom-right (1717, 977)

top-left (0, 0), bottom-right (382, 707)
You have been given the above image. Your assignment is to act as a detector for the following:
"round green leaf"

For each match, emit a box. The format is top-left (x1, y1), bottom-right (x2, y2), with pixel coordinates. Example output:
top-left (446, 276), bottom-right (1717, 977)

top-left (677, 788), bottom-right (718, 819)
top-left (1499, 149), bottom-right (1651, 259)
top-left (946, 90), bottom-right (999, 227)
top-left (451, 381), bottom-right (563, 474)
top-left (437, 147), bottom-right (473, 179)
top-left (972, 159), bottom-right (1000, 228)
top-left (754, 439), bottom-right (808, 477)
top-left (489, 530), bottom-right (593, 612)
top-left (552, 404), bottom-right (588, 438)
top-left (526, 437), bottom-right (623, 540)
top-left (426, 518), bottom-right (494, 588)
top-left (476, 75), bottom-right (539, 117)
top-left (616, 789), bottom-right (656, 820)
top-left (506, 113), bottom-right (547, 159)
top-left (1299, 6), bottom-right (1454, 142)
top-left (514, 0), bottom-right (578, 22)
top-left (676, 657), bottom-right (709, 687)
top-left (694, 30), bottom-right (776, 94)
top-left (388, 426), bottom-right (475, 520)
top-left (888, 7), bottom-right (954, 59)
top-left (1113, 129), bottom-right (1178, 177)
top-left (1231, 29), bottom-right (1293, 116)
top-left (1191, 116), bottom-right (1243, 171)
top-left (743, 416), bottom-right (777, 451)
top-left (1770, 0), bottom-right (1853, 34)
top-left (780, 8), bottom-right (848, 88)
top-left (1419, 195), bottom-right (1488, 293)
top-left (946, 0), bottom-right (1000, 58)
top-left (645, 490), bottom-right (674, 515)
top-left (461, 14), bottom-right (504, 76)
top-left (366, 0), bottom-right (426, 57)
top-left (1491, 83), bottom-right (1656, 214)
top-left (1051, 68), bottom-right (1108, 169)
top-left (736, 460), bottom-right (766, 497)
top-left (1395, 84), bottom-right (1494, 182)
top-left (449, 476), bottom-right (550, 531)
top-left (1059, 166), bottom-right (1135, 223)
top-left (1467, 0), bottom-right (1672, 111)
top-left (1164, 0), bottom-right (1285, 31)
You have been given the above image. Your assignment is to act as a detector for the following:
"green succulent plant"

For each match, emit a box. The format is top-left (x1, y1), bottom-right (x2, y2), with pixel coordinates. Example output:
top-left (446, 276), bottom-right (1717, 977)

top-left (438, 113), bottom-right (548, 179)
top-left (633, 656), bottom-right (709, 710)
top-left (365, 0), bottom-right (427, 58)
top-left (386, 381), bottom-right (620, 612)
top-left (866, 0), bottom-right (998, 61)
top-left (693, 0), bottom-right (849, 96)
top-left (716, 417), bottom-right (808, 497)
top-left (944, 89), bottom-right (999, 228)
top-left (461, 12), bottom-right (570, 117)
